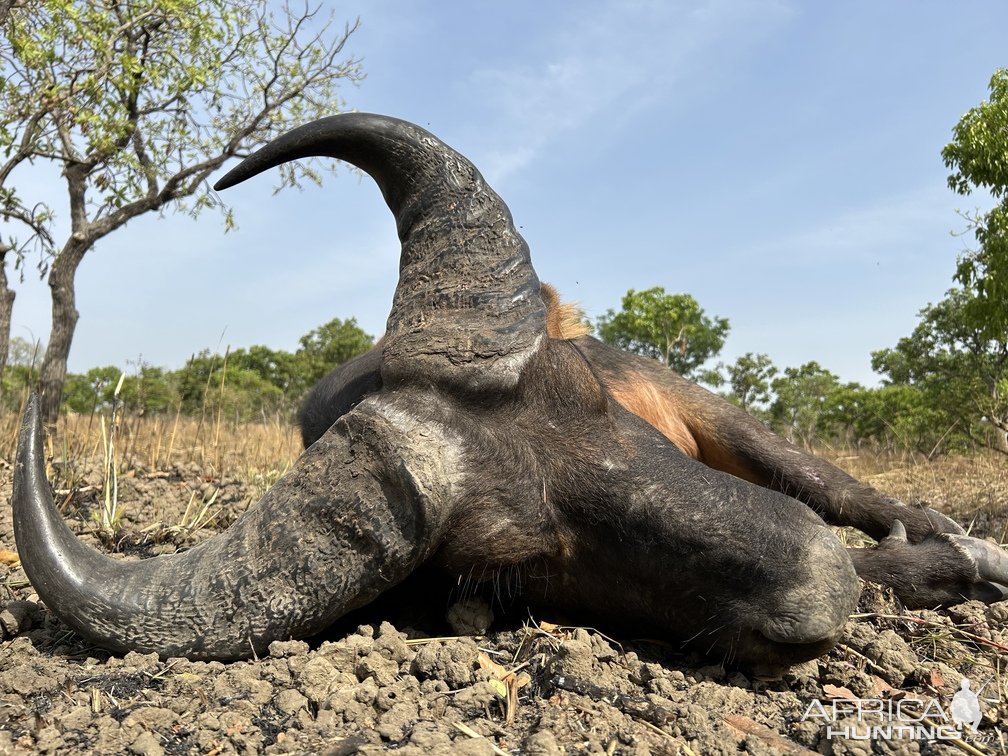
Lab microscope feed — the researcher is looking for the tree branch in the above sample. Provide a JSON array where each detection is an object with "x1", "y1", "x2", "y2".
[
  {"x1": 0, "y1": 110, "x2": 48, "y2": 185},
  {"x1": 1, "y1": 202, "x2": 54, "y2": 247}
]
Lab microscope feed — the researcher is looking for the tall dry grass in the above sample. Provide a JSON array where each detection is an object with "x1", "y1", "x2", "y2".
[
  {"x1": 0, "y1": 390, "x2": 301, "y2": 484},
  {"x1": 823, "y1": 447, "x2": 1008, "y2": 541},
  {"x1": 2, "y1": 392, "x2": 300, "y2": 539}
]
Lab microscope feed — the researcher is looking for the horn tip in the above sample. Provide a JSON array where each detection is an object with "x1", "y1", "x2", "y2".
[
  {"x1": 212, "y1": 173, "x2": 239, "y2": 192},
  {"x1": 888, "y1": 519, "x2": 908, "y2": 542},
  {"x1": 19, "y1": 392, "x2": 41, "y2": 447}
]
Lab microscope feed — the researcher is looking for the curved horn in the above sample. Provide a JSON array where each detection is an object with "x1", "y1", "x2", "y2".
[
  {"x1": 215, "y1": 113, "x2": 546, "y2": 392},
  {"x1": 13, "y1": 394, "x2": 451, "y2": 659}
]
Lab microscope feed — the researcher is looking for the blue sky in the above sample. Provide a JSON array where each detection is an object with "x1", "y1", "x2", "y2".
[{"x1": 8, "y1": 1, "x2": 1008, "y2": 385}]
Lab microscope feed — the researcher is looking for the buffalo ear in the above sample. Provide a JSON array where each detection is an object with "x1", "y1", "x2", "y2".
[{"x1": 215, "y1": 113, "x2": 547, "y2": 393}]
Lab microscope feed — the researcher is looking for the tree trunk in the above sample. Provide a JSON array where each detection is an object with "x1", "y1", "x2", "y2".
[
  {"x1": 995, "y1": 429, "x2": 1008, "y2": 454},
  {"x1": 0, "y1": 250, "x2": 14, "y2": 387},
  {"x1": 39, "y1": 240, "x2": 88, "y2": 424},
  {"x1": 992, "y1": 421, "x2": 1008, "y2": 455}
]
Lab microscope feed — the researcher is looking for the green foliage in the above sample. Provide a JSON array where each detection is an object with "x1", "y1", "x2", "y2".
[
  {"x1": 936, "y1": 68, "x2": 1008, "y2": 451},
  {"x1": 596, "y1": 287, "x2": 729, "y2": 380},
  {"x1": 1, "y1": 336, "x2": 42, "y2": 409},
  {"x1": 62, "y1": 366, "x2": 121, "y2": 414},
  {"x1": 723, "y1": 352, "x2": 777, "y2": 413},
  {"x1": 227, "y1": 345, "x2": 308, "y2": 403},
  {"x1": 63, "y1": 364, "x2": 178, "y2": 415},
  {"x1": 1, "y1": 0, "x2": 364, "y2": 420},
  {"x1": 836, "y1": 68, "x2": 1008, "y2": 455},
  {"x1": 296, "y1": 317, "x2": 374, "y2": 388},
  {"x1": 7, "y1": 336, "x2": 41, "y2": 368},
  {"x1": 724, "y1": 351, "x2": 973, "y2": 453},
  {"x1": 173, "y1": 351, "x2": 285, "y2": 421},
  {"x1": 200, "y1": 366, "x2": 285, "y2": 423},
  {"x1": 57, "y1": 317, "x2": 374, "y2": 422},
  {"x1": 1, "y1": 363, "x2": 36, "y2": 410},
  {"x1": 944, "y1": 69, "x2": 1008, "y2": 198},
  {"x1": 1, "y1": 0, "x2": 364, "y2": 262},
  {"x1": 942, "y1": 68, "x2": 1008, "y2": 348},
  {"x1": 872, "y1": 287, "x2": 1007, "y2": 452},
  {"x1": 769, "y1": 362, "x2": 842, "y2": 448},
  {"x1": 822, "y1": 383, "x2": 957, "y2": 453}
]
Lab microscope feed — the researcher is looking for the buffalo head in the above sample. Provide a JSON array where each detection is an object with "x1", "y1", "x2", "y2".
[{"x1": 15, "y1": 114, "x2": 1005, "y2": 673}]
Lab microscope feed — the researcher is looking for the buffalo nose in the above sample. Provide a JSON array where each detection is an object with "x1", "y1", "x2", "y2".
[{"x1": 759, "y1": 528, "x2": 859, "y2": 646}]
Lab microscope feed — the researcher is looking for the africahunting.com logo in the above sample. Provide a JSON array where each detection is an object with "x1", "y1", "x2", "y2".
[{"x1": 800, "y1": 676, "x2": 998, "y2": 743}]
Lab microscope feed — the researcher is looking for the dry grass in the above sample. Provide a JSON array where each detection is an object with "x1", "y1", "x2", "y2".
[
  {"x1": 0, "y1": 394, "x2": 301, "y2": 486},
  {"x1": 1, "y1": 395, "x2": 300, "y2": 542},
  {"x1": 822, "y1": 448, "x2": 1008, "y2": 540}
]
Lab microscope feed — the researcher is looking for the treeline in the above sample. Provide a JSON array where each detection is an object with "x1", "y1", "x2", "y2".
[
  {"x1": 1, "y1": 317, "x2": 374, "y2": 423},
  {"x1": 722, "y1": 355, "x2": 1002, "y2": 456}
]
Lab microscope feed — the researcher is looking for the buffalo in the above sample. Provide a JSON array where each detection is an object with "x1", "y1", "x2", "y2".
[{"x1": 12, "y1": 113, "x2": 1008, "y2": 673}]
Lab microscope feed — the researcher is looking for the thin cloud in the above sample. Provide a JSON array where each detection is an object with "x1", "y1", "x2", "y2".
[
  {"x1": 471, "y1": 0, "x2": 793, "y2": 182},
  {"x1": 743, "y1": 185, "x2": 962, "y2": 269}
]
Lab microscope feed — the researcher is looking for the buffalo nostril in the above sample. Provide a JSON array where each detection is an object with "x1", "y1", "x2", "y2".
[{"x1": 760, "y1": 613, "x2": 844, "y2": 646}]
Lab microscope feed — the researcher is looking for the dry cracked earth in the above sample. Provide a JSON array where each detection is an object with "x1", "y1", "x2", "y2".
[{"x1": 1, "y1": 453, "x2": 1008, "y2": 755}]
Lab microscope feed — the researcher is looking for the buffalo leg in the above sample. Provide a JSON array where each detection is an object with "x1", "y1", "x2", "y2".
[
  {"x1": 847, "y1": 521, "x2": 1008, "y2": 607},
  {"x1": 575, "y1": 335, "x2": 964, "y2": 542}
]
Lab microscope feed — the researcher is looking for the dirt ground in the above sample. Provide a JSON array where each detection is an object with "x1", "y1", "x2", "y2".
[{"x1": 1, "y1": 450, "x2": 1008, "y2": 755}]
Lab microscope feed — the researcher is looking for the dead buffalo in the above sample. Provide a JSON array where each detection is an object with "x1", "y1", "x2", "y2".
[{"x1": 12, "y1": 113, "x2": 1008, "y2": 673}]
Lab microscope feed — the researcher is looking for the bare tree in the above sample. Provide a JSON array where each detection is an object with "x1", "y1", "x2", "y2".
[{"x1": 1, "y1": 0, "x2": 363, "y2": 421}]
